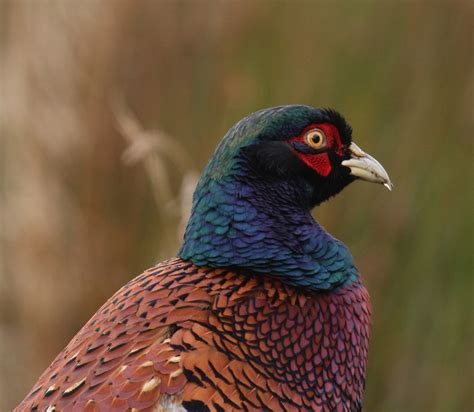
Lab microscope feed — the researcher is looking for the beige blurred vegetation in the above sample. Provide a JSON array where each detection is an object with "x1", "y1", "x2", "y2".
[{"x1": 0, "y1": 0, "x2": 472, "y2": 410}]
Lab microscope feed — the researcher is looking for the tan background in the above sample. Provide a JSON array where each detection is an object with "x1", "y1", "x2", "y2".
[{"x1": 1, "y1": 1, "x2": 472, "y2": 410}]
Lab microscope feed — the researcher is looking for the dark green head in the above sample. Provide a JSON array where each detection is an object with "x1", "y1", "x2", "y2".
[
  {"x1": 180, "y1": 105, "x2": 392, "y2": 289},
  {"x1": 203, "y1": 105, "x2": 353, "y2": 205}
]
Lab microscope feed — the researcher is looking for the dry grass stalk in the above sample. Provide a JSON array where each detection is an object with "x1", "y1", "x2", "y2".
[{"x1": 113, "y1": 97, "x2": 198, "y2": 237}]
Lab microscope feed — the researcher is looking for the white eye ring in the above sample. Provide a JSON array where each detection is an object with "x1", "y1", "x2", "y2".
[{"x1": 305, "y1": 129, "x2": 327, "y2": 149}]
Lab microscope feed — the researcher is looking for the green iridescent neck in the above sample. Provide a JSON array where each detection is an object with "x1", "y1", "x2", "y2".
[{"x1": 179, "y1": 156, "x2": 358, "y2": 290}]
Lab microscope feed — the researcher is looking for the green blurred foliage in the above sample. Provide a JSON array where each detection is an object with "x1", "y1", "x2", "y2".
[{"x1": 1, "y1": 0, "x2": 472, "y2": 410}]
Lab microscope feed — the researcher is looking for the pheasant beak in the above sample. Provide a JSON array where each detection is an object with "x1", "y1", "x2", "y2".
[{"x1": 342, "y1": 142, "x2": 393, "y2": 191}]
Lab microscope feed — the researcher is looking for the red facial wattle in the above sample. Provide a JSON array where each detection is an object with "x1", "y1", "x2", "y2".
[
  {"x1": 297, "y1": 152, "x2": 332, "y2": 176},
  {"x1": 288, "y1": 123, "x2": 344, "y2": 177}
]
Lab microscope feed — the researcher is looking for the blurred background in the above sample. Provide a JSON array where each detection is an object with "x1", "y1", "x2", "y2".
[{"x1": 0, "y1": 0, "x2": 472, "y2": 410}]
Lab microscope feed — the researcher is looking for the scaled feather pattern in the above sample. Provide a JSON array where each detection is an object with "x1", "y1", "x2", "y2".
[
  {"x1": 17, "y1": 259, "x2": 370, "y2": 411},
  {"x1": 17, "y1": 105, "x2": 386, "y2": 411}
]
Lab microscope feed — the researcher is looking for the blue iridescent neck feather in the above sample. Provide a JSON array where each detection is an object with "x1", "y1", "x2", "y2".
[{"x1": 179, "y1": 106, "x2": 359, "y2": 290}]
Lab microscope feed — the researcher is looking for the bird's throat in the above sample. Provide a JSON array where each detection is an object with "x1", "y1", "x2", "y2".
[{"x1": 179, "y1": 162, "x2": 358, "y2": 290}]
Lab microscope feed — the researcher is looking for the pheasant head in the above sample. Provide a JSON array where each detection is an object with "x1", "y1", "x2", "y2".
[{"x1": 180, "y1": 105, "x2": 391, "y2": 289}]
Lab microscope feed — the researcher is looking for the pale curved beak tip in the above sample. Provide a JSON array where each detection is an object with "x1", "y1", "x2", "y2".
[
  {"x1": 342, "y1": 142, "x2": 393, "y2": 192},
  {"x1": 383, "y1": 182, "x2": 393, "y2": 191}
]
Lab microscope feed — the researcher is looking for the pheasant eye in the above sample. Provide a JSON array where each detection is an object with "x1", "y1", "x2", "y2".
[{"x1": 305, "y1": 129, "x2": 326, "y2": 149}]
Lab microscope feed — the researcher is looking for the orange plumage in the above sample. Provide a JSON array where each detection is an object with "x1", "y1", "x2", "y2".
[{"x1": 17, "y1": 259, "x2": 370, "y2": 411}]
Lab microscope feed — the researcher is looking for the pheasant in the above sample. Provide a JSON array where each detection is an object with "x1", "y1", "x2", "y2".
[{"x1": 17, "y1": 105, "x2": 392, "y2": 412}]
